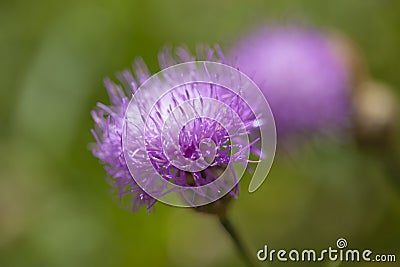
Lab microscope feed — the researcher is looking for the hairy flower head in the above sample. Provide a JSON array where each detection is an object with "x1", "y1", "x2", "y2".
[{"x1": 91, "y1": 46, "x2": 273, "y2": 211}]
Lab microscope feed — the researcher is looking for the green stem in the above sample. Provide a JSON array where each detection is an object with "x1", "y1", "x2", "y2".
[{"x1": 218, "y1": 216, "x2": 257, "y2": 267}]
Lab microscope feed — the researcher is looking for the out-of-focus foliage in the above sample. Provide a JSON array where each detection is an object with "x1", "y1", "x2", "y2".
[{"x1": 0, "y1": 1, "x2": 399, "y2": 267}]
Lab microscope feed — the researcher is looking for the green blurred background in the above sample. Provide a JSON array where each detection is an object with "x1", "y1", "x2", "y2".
[{"x1": 1, "y1": 0, "x2": 399, "y2": 266}]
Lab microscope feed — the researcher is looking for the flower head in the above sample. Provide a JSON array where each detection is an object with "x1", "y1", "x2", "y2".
[
  {"x1": 90, "y1": 75, "x2": 156, "y2": 211},
  {"x1": 231, "y1": 26, "x2": 350, "y2": 139},
  {"x1": 91, "y1": 46, "x2": 263, "y2": 212}
]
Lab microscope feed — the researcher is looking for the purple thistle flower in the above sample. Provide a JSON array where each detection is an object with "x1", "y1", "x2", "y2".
[
  {"x1": 231, "y1": 26, "x2": 350, "y2": 139},
  {"x1": 91, "y1": 46, "x2": 261, "y2": 212},
  {"x1": 91, "y1": 76, "x2": 157, "y2": 211}
]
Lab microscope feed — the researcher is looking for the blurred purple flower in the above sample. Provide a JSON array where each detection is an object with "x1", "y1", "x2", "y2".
[
  {"x1": 90, "y1": 46, "x2": 258, "y2": 212},
  {"x1": 231, "y1": 26, "x2": 350, "y2": 140}
]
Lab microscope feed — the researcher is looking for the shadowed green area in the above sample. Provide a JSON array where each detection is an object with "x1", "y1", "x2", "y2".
[{"x1": 0, "y1": 1, "x2": 399, "y2": 267}]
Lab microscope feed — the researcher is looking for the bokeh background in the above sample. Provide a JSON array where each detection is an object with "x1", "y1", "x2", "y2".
[{"x1": 1, "y1": 0, "x2": 399, "y2": 266}]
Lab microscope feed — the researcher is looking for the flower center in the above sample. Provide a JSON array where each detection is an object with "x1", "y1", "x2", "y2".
[
  {"x1": 182, "y1": 142, "x2": 200, "y2": 160},
  {"x1": 178, "y1": 118, "x2": 227, "y2": 165}
]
